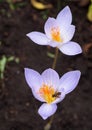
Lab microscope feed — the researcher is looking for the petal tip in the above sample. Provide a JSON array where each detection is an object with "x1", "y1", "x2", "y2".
[
  {"x1": 59, "y1": 42, "x2": 83, "y2": 56},
  {"x1": 75, "y1": 70, "x2": 81, "y2": 78},
  {"x1": 24, "y1": 68, "x2": 30, "y2": 73},
  {"x1": 72, "y1": 70, "x2": 81, "y2": 84},
  {"x1": 64, "y1": 5, "x2": 71, "y2": 13},
  {"x1": 79, "y1": 47, "x2": 83, "y2": 54},
  {"x1": 26, "y1": 33, "x2": 29, "y2": 36},
  {"x1": 76, "y1": 48, "x2": 82, "y2": 55},
  {"x1": 38, "y1": 104, "x2": 57, "y2": 120},
  {"x1": 75, "y1": 69, "x2": 81, "y2": 73},
  {"x1": 65, "y1": 5, "x2": 70, "y2": 9}
]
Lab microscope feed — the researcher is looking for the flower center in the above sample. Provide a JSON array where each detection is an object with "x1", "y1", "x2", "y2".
[
  {"x1": 39, "y1": 84, "x2": 61, "y2": 104},
  {"x1": 51, "y1": 27, "x2": 63, "y2": 42}
]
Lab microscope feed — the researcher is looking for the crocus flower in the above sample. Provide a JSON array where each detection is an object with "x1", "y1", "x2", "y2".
[
  {"x1": 26, "y1": 6, "x2": 82, "y2": 56},
  {"x1": 24, "y1": 68, "x2": 81, "y2": 120}
]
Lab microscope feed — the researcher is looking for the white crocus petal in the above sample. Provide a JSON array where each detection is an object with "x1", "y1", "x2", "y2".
[
  {"x1": 24, "y1": 68, "x2": 42, "y2": 89},
  {"x1": 31, "y1": 88, "x2": 45, "y2": 102},
  {"x1": 60, "y1": 25, "x2": 75, "y2": 44},
  {"x1": 38, "y1": 103, "x2": 57, "y2": 120},
  {"x1": 26, "y1": 32, "x2": 50, "y2": 45},
  {"x1": 24, "y1": 68, "x2": 44, "y2": 102},
  {"x1": 49, "y1": 41, "x2": 58, "y2": 47},
  {"x1": 59, "y1": 71, "x2": 81, "y2": 94},
  {"x1": 41, "y1": 68, "x2": 59, "y2": 90},
  {"x1": 44, "y1": 17, "x2": 58, "y2": 39},
  {"x1": 56, "y1": 6, "x2": 72, "y2": 28},
  {"x1": 59, "y1": 41, "x2": 82, "y2": 55}
]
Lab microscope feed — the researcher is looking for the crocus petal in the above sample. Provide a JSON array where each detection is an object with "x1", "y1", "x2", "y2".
[
  {"x1": 56, "y1": 6, "x2": 72, "y2": 28},
  {"x1": 31, "y1": 88, "x2": 45, "y2": 102},
  {"x1": 44, "y1": 17, "x2": 58, "y2": 39},
  {"x1": 38, "y1": 103, "x2": 57, "y2": 120},
  {"x1": 59, "y1": 41, "x2": 82, "y2": 55},
  {"x1": 24, "y1": 68, "x2": 42, "y2": 89},
  {"x1": 49, "y1": 41, "x2": 58, "y2": 47},
  {"x1": 59, "y1": 70, "x2": 81, "y2": 94},
  {"x1": 24, "y1": 68, "x2": 44, "y2": 102},
  {"x1": 60, "y1": 25, "x2": 75, "y2": 44},
  {"x1": 41, "y1": 68, "x2": 59, "y2": 90},
  {"x1": 26, "y1": 32, "x2": 50, "y2": 45}
]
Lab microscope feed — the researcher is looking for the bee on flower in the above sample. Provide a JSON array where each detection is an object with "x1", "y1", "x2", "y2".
[
  {"x1": 24, "y1": 68, "x2": 81, "y2": 120},
  {"x1": 26, "y1": 6, "x2": 82, "y2": 56}
]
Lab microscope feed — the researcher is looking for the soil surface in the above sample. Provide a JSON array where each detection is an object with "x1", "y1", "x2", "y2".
[{"x1": 0, "y1": 0, "x2": 92, "y2": 130}]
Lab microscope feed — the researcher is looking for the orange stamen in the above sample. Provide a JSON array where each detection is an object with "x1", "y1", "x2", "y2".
[
  {"x1": 39, "y1": 84, "x2": 56, "y2": 103},
  {"x1": 51, "y1": 27, "x2": 63, "y2": 42}
]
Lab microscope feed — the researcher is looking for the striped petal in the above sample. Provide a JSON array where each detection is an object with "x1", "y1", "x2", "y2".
[
  {"x1": 44, "y1": 17, "x2": 58, "y2": 39},
  {"x1": 59, "y1": 41, "x2": 82, "y2": 55},
  {"x1": 38, "y1": 103, "x2": 57, "y2": 120},
  {"x1": 41, "y1": 68, "x2": 59, "y2": 90},
  {"x1": 59, "y1": 70, "x2": 81, "y2": 94},
  {"x1": 27, "y1": 32, "x2": 50, "y2": 45},
  {"x1": 24, "y1": 68, "x2": 44, "y2": 102},
  {"x1": 61, "y1": 25, "x2": 75, "y2": 43},
  {"x1": 56, "y1": 6, "x2": 72, "y2": 28}
]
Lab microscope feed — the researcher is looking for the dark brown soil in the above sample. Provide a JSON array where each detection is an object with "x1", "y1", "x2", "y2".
[{"x1": 0, "y1": 0, "x2": 92, "y2": 130}]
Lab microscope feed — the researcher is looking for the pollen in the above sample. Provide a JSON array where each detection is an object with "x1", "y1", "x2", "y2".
[
  {"x1": 51, "y1": 27, "x2": 63, "y2": 42},
  {"x1": 39, "y1": 84, "x2": 56, "y2": 104}
]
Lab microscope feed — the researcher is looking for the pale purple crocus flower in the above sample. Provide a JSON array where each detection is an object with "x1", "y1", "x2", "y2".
[
  {"x1": 26, "y1": 6, "x2": 82, "y2": 56},
  {"x1": 24, "y1": 68, "x2": 81, "y2": 120}
]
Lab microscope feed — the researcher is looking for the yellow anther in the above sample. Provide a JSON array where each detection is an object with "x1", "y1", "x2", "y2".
[
  {"x1": 39, "y1": 84, "x2": 56, "y2": 104},
  {"x1": 51, "y1": 27, "x2": 63, "y2": 42}
]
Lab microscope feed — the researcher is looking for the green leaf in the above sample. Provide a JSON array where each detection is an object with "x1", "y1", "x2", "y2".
[
  {"x1": 0, "y1": 56, "x2": 7, "y2": 79},
  {"x1": 0, "y1": 56, "x2": 7, "y2": 72},
  {"x1": 15, "y1": 58, "x2": 20, "y2": 63},
  {"x1": 7, "y1": 56, "x2": 14, "y2": 62},
  {"x1": 0, "y1": 55, "x2": 19, "y2": 79},
  {"x1": 47, "y1": 52, "x2": 55, "y2": 58}
]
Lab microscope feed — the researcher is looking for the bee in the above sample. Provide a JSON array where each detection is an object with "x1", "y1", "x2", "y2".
[{"x1": 52, "y1": 92, "x2": 61, "y2": 98}]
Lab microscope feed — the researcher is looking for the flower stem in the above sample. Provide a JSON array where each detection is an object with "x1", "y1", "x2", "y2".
[
  {"x1": 52, "y1": 48, "x2": 59, "y2": 69},
  {"x1": 44, "y1": 115, "x2": 54, "y2": 130},
  {"x1": 44, "y1": 48, "x2": 59, "y2": 130}
]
